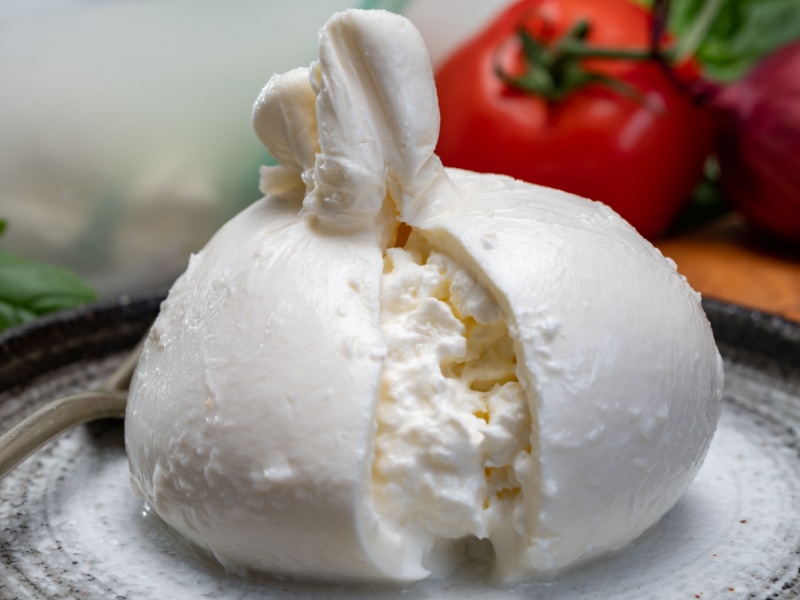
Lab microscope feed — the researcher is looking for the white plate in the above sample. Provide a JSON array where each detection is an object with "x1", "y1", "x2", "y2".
[{"x1": 1, "y1": 297, "x2": 799, "y2": 599}]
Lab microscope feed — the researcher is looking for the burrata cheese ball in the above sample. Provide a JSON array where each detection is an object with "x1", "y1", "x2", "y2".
[{"x1": 125, "y1": 8, "x2": 723, "y2": 583}]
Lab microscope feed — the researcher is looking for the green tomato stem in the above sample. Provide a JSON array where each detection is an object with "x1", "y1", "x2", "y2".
[
  {"x1": 497, "y1": 16, "x2": 662, "y2": 102},
  {"x1": 559, "y1": 41, "x2": 654, "y2": 61}
]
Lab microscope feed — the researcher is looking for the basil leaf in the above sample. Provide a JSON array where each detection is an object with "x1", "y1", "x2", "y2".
[
  {"x1": 668, "y1": 0, "x2": 800, "y2": 81},
  {"x1": 0, "y1": 248, "x2": 97, "y2": 332}
]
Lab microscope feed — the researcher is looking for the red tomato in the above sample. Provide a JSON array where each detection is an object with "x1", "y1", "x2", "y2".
[{"x1": 435, "y1": 0, "x2": 714, "y2": 240}]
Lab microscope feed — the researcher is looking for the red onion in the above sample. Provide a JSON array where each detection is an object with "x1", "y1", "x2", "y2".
[{"x1": 706, "y1": 41, "x2": 800, "y2": 244}]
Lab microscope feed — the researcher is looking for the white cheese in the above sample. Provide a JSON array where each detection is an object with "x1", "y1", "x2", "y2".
[{"x1": 125, "y1": 8, "x2": 723, "y2": 583}]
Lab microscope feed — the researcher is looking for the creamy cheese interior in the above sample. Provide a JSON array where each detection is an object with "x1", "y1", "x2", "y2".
[{"x1": 374, "y1": 230, "x2": 537, "y2": 570}]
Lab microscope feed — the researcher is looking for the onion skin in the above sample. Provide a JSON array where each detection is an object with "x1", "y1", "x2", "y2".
[{"x1": 709, "y1": 41, "x2": 800, "y2": 245}]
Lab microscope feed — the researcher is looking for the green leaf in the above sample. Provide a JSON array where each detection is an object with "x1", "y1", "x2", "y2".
[
  {"x1": 666, "y1": 0, "x2": 800, "y2": 81},
  {"x1": 0, "y1": 248, "x2": 97, "y2": 332}
]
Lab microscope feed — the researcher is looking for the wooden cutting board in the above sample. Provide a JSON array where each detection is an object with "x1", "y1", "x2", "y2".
[{"x1": 657, "y1": 214, "x2": 800, "y2": 323}]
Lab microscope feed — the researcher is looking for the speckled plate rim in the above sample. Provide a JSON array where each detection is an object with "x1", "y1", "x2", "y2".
[
  {"x1": 1, "y1": 293, "x2": 798, "y2": 395},
  {"x1": 0, "y1": 291, "x2": 166, "y2": 393},
  {"x1": 702, "y1": 298, "x2": 800, "y2": 366}
]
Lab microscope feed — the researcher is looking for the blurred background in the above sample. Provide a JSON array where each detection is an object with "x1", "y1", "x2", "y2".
[
  {"x1": 1, "y1": 0, "x2": 798, "y2": 322},
  {"x1": 0, "y1": 0, "x2": 500, "y2": 298},
  {"x1": 1, "y1": 0, "x2": 381, "y2": 296}
]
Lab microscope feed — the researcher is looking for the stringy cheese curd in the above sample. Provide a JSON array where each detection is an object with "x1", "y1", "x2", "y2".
[{"x1": 375, "y1": 231, "x2": 535, "y2": 569}]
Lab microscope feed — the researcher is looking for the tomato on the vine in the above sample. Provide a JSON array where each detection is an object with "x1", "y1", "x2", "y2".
[{"x1": 434, "y1": 0, "x2": 714, "y2": 240}]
